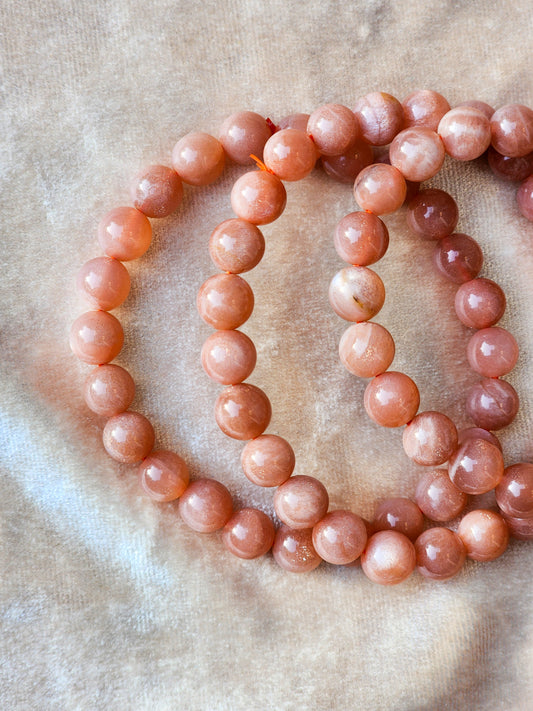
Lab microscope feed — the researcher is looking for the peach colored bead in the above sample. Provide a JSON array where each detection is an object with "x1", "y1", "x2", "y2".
[
  {"x1": 214, "y1": 383, "x2": 271, "y2": 440},
  {"x1": 415, "y1": 528, "x2": 466, "y2": 581},
  {"x1": 221, "y1": 508, "x2": 275, "y2": 559},
  {"x1": 364, "y1": 371, "x2": 420, "y2": 428},
  {"x1": 361, "y1": 531, "x2": 416, "y2": 585},
  {"x1": 454, "y1": 278, "x2": 506, "y2": 329},
  {"x1": 457, "y1": 427, "x2": 502, "y2": 451},
  {"x1": 467, "y1": 326, "x2": 519, "y2": 378},
  {"x1": 502, "y1": 514, "x2": 533, "y2": 541},
  {"x1": 98, "y1": 206, "x2": 152, "y2": 261},
  {"x1": 353, "y1": 163, "x2": 407, "y2": 215},
  {"x1": 433, "y1": 233, "x2": 483, "y2": 284},
  {"x1": 458, "y1": 100, "x2": 494, "y2": 120},
  {"x1": 171, "y1": 132, "x2": 225, "y2": 186},
  {"x1": 372, "y1": 497, "x2": 424, "y2": 541},
  {"x1": 130, "y1": 164, "x2": 183, "y2": 218},
  {"x1": 353, "y1": 92, "x2": 404, "y2": 146},
  {"x1": 402, "y1": 90, "x2": 450, "y2": 131},
  {"x1": 277, "y1": 113, "x2": 310, "y2": 132},
  {"x1": 495, "y1": 463, "x2": 533, "y2": 518},
  {"x1": 490, "y1": 104, "x2": 533, "y2": 157},
  {"x1": 209, "y1": 218, "x2": 265, "y2": 274},
  {"x1": 389, "y1": 127, "x2": 445, "y2": 181},
  {"x1": 415, "y1": 469, "x2": 468, "y2": 522},
  {"x1": 272, "y1": 525, "x2": 322, "y2": 573},
  {"x1": 457, "y1": 509, "x2": 509, "y2": 561},
  {"x1": 306, "y1": 103, "x2": 360, "y2": 156},
  {"x1": 402, "y1": 411, "x2": 458, "y2": 466},
  {"x1": 241, "y1": 434, "x2": 295, "y2": 487},
  {"x1": 201, "y1": 330, "x2": 256, "y2": 385},
  {"x1": 231, "y1": 170, "x2": 287, "y2": 225},
  {"x1": 69, "y1": 310, "x2": 124, "y2": 365},
  {"x1": 178, "y1": 478, "x2": 233, "y2": 533},
  {"x1": 466, "y1": 378, "x2": 519, "y2": 431},
  {"x1": 517, "y1": 175, "x2": 533, "y2": 221},
  {"x1": 219, "y1": 111, "x2": 271, "y2": 165},
  {"x1": 274, "y1": 475, "x2": 329, "y2": 530},
  {"x1": 138, "y1": 450, "x2": 189, "y2": 502},
  {"x1": 339, "y1": 322, "x2": 395, "y2": 378},
  {"x1": 84, "y1": 364, "x2": 135, "y2": 417},
  {"x1": 321, "y1": 140, "x2": 373, "y2": 183},
  {"x1": 334, "y1": 211, "x2": 389, "y2": 266},
  {"x1": 197, "y1": 273, "x2": 254, "y2": 330},
  {"x1": 76, "y1": 257, "x2": 131, "y2": 311},
  {"x1": 448, "y1": 438, "x2": 504, "y2": 495},
  {"x1": 488, "y1": 146, "x2": 533, "y2": 182},
  {"x1": 328, "y1": 266, "x2": 385, "y2": 322},
  {"x1": 263, "y1": 128, "x2": 316, "y2": 181},
  {"x1": 407, "y1": 188, "x2": 458, "y2": 240},
  {"x1": 438, "y1": 106, "x2": 491, "y2": 160},
  {"x1": 312, "y1": 510, "x2": 368, "y2": 565},
  {"x1": 102, "y1": 411, "x2": 155, "y2": 463}
]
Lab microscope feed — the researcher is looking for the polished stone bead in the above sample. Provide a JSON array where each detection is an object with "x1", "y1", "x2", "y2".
[
  {"x1": 329, "y1": 266, "x2": 385, "y2": 322},
  {"x1": 103, "y1": 411, "x2": 155, "y2": 463},
  {"x1": 389, "y1": 127, "x2": 445, "y2": 181},
  {"x1": 307, "y1": 103, "x2": 360, "y2": 156},
  {"x1": 241, "y1": 435, "x2": 295, "y2": 487},
  {"x1": 448, "y1": 438, "x2": 504, "y2": 494},
  {"x1": 130, "y1": 164, "x2": 183, "y2": 217},
  {"x1": 197, "y1": 274, "x2": 254, "y2": 330},
  {"x1": 222, "y1": 508, "x2": 275, "y2": 559},
  {"x1": 466, "y1": 326, "x2": 519, "y2": 378},
  {"x1": 219, "y1": 111, "x2": 271, "y2": 165},
  {"x1": 70, "y1": 310, "x2": 124, "y2": 365},
  {"x1": 209, "y1": 218, "x2": 265, "y2": 274},
  {"x1": 407, "y1": 188, "x2": 458, "y2": 240},
  {"x1": 334, "y1": 211, "x2": 389, "y2": 265},
  {"x1": 466, "y1": 378, "x2": 519, "y2": 431},
  {"x1": 274, "y1": 475, "x2": 329, "y2": 529},
  {"x1": 495, "y1": 463, "x2": 533, "y2": 518},
  {"x1": 490, "y1": 104, "x2": 533, "y2": 157},
  {"x1": 457, "y1": 509, "x2": 509, "y2": 561},
  {"x1": 339, "y1": 322, "x2": 395, "y2": 378},
  {"x1": 178, "y1": 478, "x2": 233, "y2": 533},
  {"x1": 353, "y1": 163, "x2": 407, "y2": 214},
  {"x1": 214, "y1": 384, "x2": 271, "y2": 440},
  {"x1": 84, "y1": 364, "x2": 135, "y2": 417},
  {"x1": 312, "y1": 510, "x2": 367, "y2": 565},
  {"x1": 372, "y1": 497, "x2": 424, "y2": 541},
  {"x1": 272, "y1": 525, "x2": 322, "y2": 573},
  {"x1": 98, "y1": 206, "x2": 152, "y2": 261},
  {"x1": 171, "y1": 132, "x2": 225, "y2": 185},
  {"x1": 230, "y1": 170, "x2": 287, "y2": 224},
  {"x1": 438, "y1": 106, "x2": 491, "y2": 160},
  {"x1": 402, "y1": 90, "x2": 450, "y2": 131},
  {"x1": 353, "y1": 92, "x2": 404, "y2": 146},
  {"x1": 77, "y1": 257, "x2": 131, "y2": 311},
  {"x1": 415, "y1": 469, "x2": 468, "y2": 522},
  {"x1": 364, "y1": 372, "x2": 420, "y2": 428},
  {"x1": 263, "y1": 128, "x2": 316, "y2": 181},
  {"x1": 201, "y1": 330, "x2": 256, "y2": 384},
  {"x1": 454, "y1": 278, "x2": 506, "y2": 329},
  {"x1": 361, "y1": 531, "x2": 416, "y2": 585},
  {"x1": 433, "y1": 233, "x2": 483, "y2": 284},
  {"x1": 415, "y1": 528, "x2": 466, "y2": 580},
  {"x1": 138, "y1": 450, "x2": 189, "y2": 502}
]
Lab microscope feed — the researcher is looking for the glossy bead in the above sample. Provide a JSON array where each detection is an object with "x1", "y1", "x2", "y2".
[
  {"x1": 372, "y1": 497, "x2": 424, "y2": 541},
  {"x1": 102, "y1": 411, "x2": 155, "y2": 463},
  {"x1": 438, "y1": 106, "x2": 491, "y2": 160},
  {"x1": 466, "y1": 378, "x2": 519, "y2": 431},
  {"x1": 274, "y1": 475, "x2": 329, "y2": 529},
  {"x1": 178, "y1": 478, "x2": 233, "y2": 533},
  {"x1": 353, "y1": 163, "x2": 407, "y2": 215},
  {"x1": 231, "y1": 170, "x2": 287, "y2": 225},
  {"x1": 361, "y1": 531, "x2": 416, "y2": 585},
  {"x1": 277, "y1": 113, "x2": 310, "y2": 132},
  {"x1": 263, "y1": 128, "x2": 316, "y2": 181},
  {"x1": 209, "y1": 218, "x2": 265, "y2": 274},
  {"x1": 402, "y1": 90, "x2": 450, "y2": 131},
  {"x1": 222, "y1": 508, "x2": 275, "y2": 559},
  {"x1": 402, "y1": 411, "x2": 458, "y2": 466},
  {"x1": 130, "y1": 164, "x2": 183, "y2": 217},
  {"x1": 490, "y1": 104, "x2": 533, "y2": 157},
  {"x1": 201, "y1": 330, "x2": 256, "y2": 385},
  {"x1": 197, "y1": 273, "x2": 254, "y2": 330},
  {"x1": 458, "y1": 427, "x2": 502, "y2": 451},
  {"x1": 433, "y1": 233, "x2": 483, "y2": 284},
  {"x1": 272, "y1": 525, "x2": 322, "y2": 573},
  {"x1": 214, "y1": 383, "x2": 271, "y2": 440},
  {"x1": 306, "y1": 103, "x2": 360, "y2": 156},
  {"x1": 97, "y1": 206, "x2": 152, "y2": 261},
  {"x1": 454, "y1": 278, "x2": 506, "y2": 329},
  {"x1": 487, "y1": 146, "x2": 533, "y2": 181},
  {"x1": 458, "y1": 100, "x2": 494, "y2": 120},
  {"x1": 364, "y1": 371, "x2": 420, "y2": 428},
  {"x1": 84, "y1": 364, "x2": 135, "y2": 416},
  {"x1": 466, "y1": 326, "x2": 519, "y2": 378},
  {"x1": 76, "y1": 257, "x2": 131, "y2": 311},
  {"x1": 389, "y1": 127, "x2": 445, "y2": 181},
  {"x1": 339, "y1": 322, "x2": 395, "y2": 378},
  {"x1": 415, "y1": 528, "x2": 466, "y2": 580},
  {"x1": 321, "y1": 140, "x2": 373, "y2": 183},
  {"x1": 219, "y1": 111, "x2": 271, "y2": 165},
  {"x1": 69, "y1": 310, "x2": 124, "y2": 364},
  {"x1": 138, "y1": 450, "x2": 189, "y2": 502},
  {"x1": 353, "y1": 92, "x2": 404, "y2": 146},
  {"x1": 503, "y1": 514, "x2": 533, "y2": 541},
  {"x1": 171, "y1": 132, "x2": 225, "y2": 186},
  {"x1": 457, "y1": 509, "x2": 509, "y2": 561},
  {"x1": 329, "y1": 266, "x2": 385, "y2": 322},
  {"x1": 495, "y1": 463, "x2": 533, "y2": 518},
  {"x1": 333, "y1": 211, "x2": 389, "y2": 266},
  {"x1": 517, "y1": 175, "x2": 533, "y2": 221},
  {"x1": 241, "y1": 434, "x2": 295, "y2": 487},
  {"x1": 407, "y1": 188, "x2": 458, "y2": 240},
  {"x1": 415, "y1": 469, "x2": 468, "y2": 522},
  {"x1": 312, "y1": 510, "x2": 368, "y2": 565},
  {"x1": 448, "y1": 438, "x2": 504, "y2": 494}
]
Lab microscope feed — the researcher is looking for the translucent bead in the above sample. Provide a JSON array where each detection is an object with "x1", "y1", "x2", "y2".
[
  {"x1": 306, "y1": 103, "x2": 360, "y2": 156},
  {"x1": 84, "y1": 364, "x2": 135, "y2": 416},
  {"x1": 454, "y1": 277, "x2": 506, "y2": 329},
  {"x1": 433, "y1": 233, "x2": 483, "y2": 284},
  {"x1": 448, "y1": 438, "x2": 504, "y2": 494},
  {"x1": 502, "y1": 514, "x2": 533, "y2": 541},
  {"x1": 230, "y1": 170, "x2": 286, "y2": 224},
  {"x1": 389, "y1": 127, "x2": 445, "y2": 181},
  {"x1": 209, "y1": 218, "x2": 265, "y2": 273},
  {"x1": 353, "y1": 163, "x2": 407, "y2": 214},
  {"x1": 415, "y1": 469, "x2": 468, "y2": 522},
  {"x1": 222, "y1": 508, "x2": 275, "y2": 559},
  {"x1": 312, "y1": 510, "x2": 367, "y2": 565},
  {"x1": 458, "y1": 100, "x2": 494, "y2": 120},
  {"x1": 219, "y1": 111, "x2": 271, "y2": 165},
  {"x1": 457, "y1": 426, "x2": 502, "y2": 451},
  {"x1": 415, "y1": 528, "x2": 466, "y2": 580},
  {"x1": 466, "y1": 378, "x2": 519, "y2": 431},
  {"x1": 69, "y1": 310, "x2": 124, "y2": 364},
  {"x1": 76, "y1": 257, "x2": 131, "y2": 311},
  {"x1": 274, "y1": 475, "x2": 329, "y2": 529},
  {"x1": 272, "y1": 525, "x2": 322, "y2": 573},
  {"x1": 241, "y1": 434, "x2": 295, "y2": 487},
  {"x1": 517, "y1": 176, "x2": 533, "y2": 221},
  {"x1": 495, "y1": 463, "x2": 533, "y2": 518},
  {"x1": 329, "y1": 266, "x2": 385, "y2": 322},
  {"x1": 457, "y1": 509, "x2": 509, "y2": 561},
  {"x1": 490, "y1": 104, "x2": 533, "y2": 157},
  {"x1": 361, "y1": 531, "x2": 416, "y2": 585},
  {"x1": 333, "y1": 211, "x2": 389, "y2": 266},
  {"x1": 339, "y1": 322, "x2": 395, "y2": 378},
  {"x1": 214, "y1": 383, "x2": 271, "y2": 440},
  {"x1": 353, "y1": 92, "x2": 404, "y2": 146},
  {"x1": 402, "y1": 90, "x2": 450, "y2": 131},
  {"x1": 437, "y1": 106, "x2": 491, "y2": 160},
  {"x1": 197, "y1": 273, "x2": 254, "y2": 330},
  {"x1": 407, "y1": 188, "x2": 458, "y2": 240},
  {"x1": 321, "y1": 140, "x2": 373, "y2": 183},
  {"x1": 402, "y1": 411, "x2": 458, "y2": 466},
  {"x1": 487, "y1": 146, "x2": 533, "y2": 181},
  {"x1": 138, "y1": 450, "x2": 189, "y2": 502},
  {"x1": 364, "y1": 371, "x2": 420, "y2": 428},
  {"x1": 263, "y1": 128, "x2": 316, "y2": 181},
  {"x1": 372, "y1": 497, "x2": 424, "y2": 541},
  {"x1": 466, "y1": 326, "x2": 519, "y2": 378},
  {"x1": 178, "y1": 478, "x2": 233, "y2": 533},
  {"x1": 201, "y1": 330, "x2": 256, "y2": 384},
  {"x1": 277, "y1": 113, "x2": 310, "y2": 132},
  {"x1": 171, "y1": 132, "x2": 225, "y2": 186},
  {"x1": 102, "y1": 411, "x2": 155, "y2": 463},
  {"x1": 130, "y1": 165, "x2": 183, "y2": 218},
  {"x1": 98, "y1": 206, "x2": 152, "y2": 261}
]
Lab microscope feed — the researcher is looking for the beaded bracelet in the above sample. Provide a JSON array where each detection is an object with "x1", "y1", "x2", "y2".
[{"x1": 70, "y1": 90, "x2": 533, "y2": 585}]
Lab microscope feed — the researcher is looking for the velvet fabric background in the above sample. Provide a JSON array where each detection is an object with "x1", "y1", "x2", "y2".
[{"x1": 1, "y1": 1, "x2": 532, "y2": 709}]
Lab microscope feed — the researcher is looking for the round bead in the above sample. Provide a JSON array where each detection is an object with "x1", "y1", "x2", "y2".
[
  {"x1": 178, "y1": 478, "x2": 233, "y2": 533},
  {"x1": 490, "y1": 104, "x2": 533, "y2": 157},
  {"x1": 230, "y1": 170, "x2": 287, "y2": 225},
  {"x1": 448, "y1": 438, "x2": 504, "y2": 494},
  {"x1": 171, "y1": 132, "x2": 225, "y2": 186},
  {"x1": 277, "y1": 113, "x2": 310, "y2": 132},
  {"x1": 389, "y1": 127, "x2": 445, "y2": 181},
  {"x1": 241, "y1": 434, "x2": 295, "y2": 487},
  {"x1": 272, "y1": 525, "x2": 322, "y2": 573},
  {"x1": 457, "y1": 509, "x2": 509, "y2": 561},
  {"x1": 458, "y1": 100, "x2": 495, "y2": 120},
  {"x1": 321, "y1": 140, "x2": 373, "y2": 183},
  {"x1": 339, "y1": 322, "x2": 395, "y2": 378},
  {"x1": 361, "y1": 531, "x2": 416, "y2": 585},
  {"x1": 97, "y1": 206, "x2": 152, "y2": 261},
  {"x1": 333, "y1": 212, "x2": 389, "y2": 266},
  {"x1": 353, "y1": 163, "x2": 407, "y2": 214},
  {"x1": 437, "y1": 106, "x2": 491, "y2": 160},
  {"x1": 197, "y1": 273, "x2": 254, "y2": 330},
  {"x1": 487, "y1": 146, "x2": 533, "y2": 181},
  {"x1": 457, "y1": 427, "x2": 502, "y2": 451},
  {"x1": 84, "y1": 364, "x2": 135, "y2": 416},
  {"x1": 402, "y1": 90, "x2": 450, "y2": 131},
  {"x1": 353, "y1": 92, "x2": 404, "y2": 146},
  {"x1": 209, "y1": 218, "x2": 265, "y2": 274},
  {"x1": 466, "y1": 326, "x2": 519, "y2": 378},
  {"x1": 407, "y1": 188, "x2": 458, "y2": 240},
  {"x1": 328, "y1": 266, "x2": 385, "y2": 322},
  {"x1": 454, "y1": 277, "x2": 506, "y2": 329},
  {"x1": 364, "y1": 371, "x2": 420, "y2": 428},
  {"x1": 69, "y1": 310, "x2": 124, "y2": 364},
  {"x1": 517, "y1": 175, "x2": 533, "y2": 221},
  {"x1": 306, "y1": 103, "x2": 360, "y2": 156},
  {"x1": 214, "y1": 383, "x2": 271, "y2": 440},
  {"x1": 263, "y1": 128, "x2": 316, "y2": 181},
  {"x1": 138, "y1": 450, "x2": 189, "y2": 502},
  {"x1": 76, "y1": 257, "x2": 131, "y2": 311},
  {"x1": 402, "y1": 411, "x2": 458, "y2": 466},
  {"x1": 274, "y1": 475, "x2": 329, "y2": 530},
  {"x1": 372, "y1": 497, "x2": 424, "y2": 541},
  {"x1": 495, "y1": 463, "x2": 533, "y2": 518},
  {"x1": 312, "y1": 510, "x2": 368, "y2": 565},
  {"x1": 130, "y1": 164, "x2": 183, "y2": 217},
  {"x1": 219, "y1": 111, "x2": 271, "y2": 165},
  {"x1": 415, "y1": 469, "x2": 468, "y2": 522},
  {"x1": 503, "y1": 514, "x2": 533, "y2": 541},
  {"x1": 201, "y1": 330, "x2": 256, "y2": 385},
  {"x1": 102, "y1": 411, "x2": 155, "y2": 463},
  {"x1": 415, "y1": 528, "x2": 466, "y2": 581},
  {"x1": 222, "y1": 508, "x2": 275, "y2": 559},
  {"x1": 433, "y1": 233, "x2": 483, "y2": 284},
  {"x1": 466, "y1": 378, "x2": 519, "y2": 431}
]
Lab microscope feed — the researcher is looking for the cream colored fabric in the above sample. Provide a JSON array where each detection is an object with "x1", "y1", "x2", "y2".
[{"x1": 2, "y1": 1, "x2": 533, "y2": 709}]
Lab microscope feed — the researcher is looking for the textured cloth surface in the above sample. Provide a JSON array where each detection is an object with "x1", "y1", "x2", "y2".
[{"x1": 1, "y1": 1, "x2": 533, "y2": 709}]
